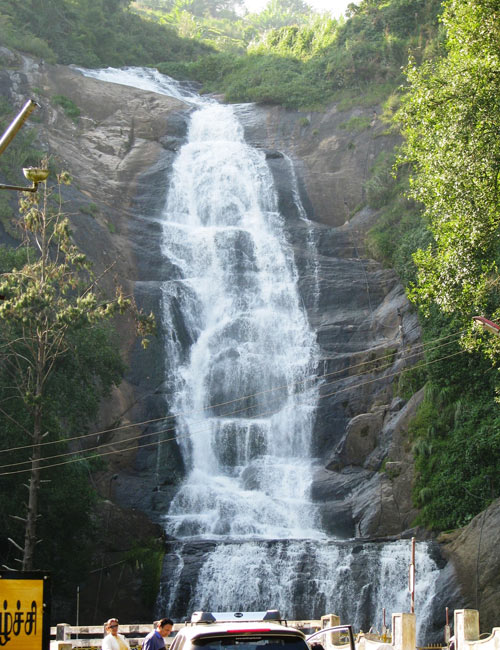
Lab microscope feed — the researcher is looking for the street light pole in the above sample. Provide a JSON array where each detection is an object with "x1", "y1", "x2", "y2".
[
  {"x1": 0, "y1": 98, "x2": 50, "y2": 192},
  {"x1": 0, "y1": 99, "x2": 39, "y2": 156},
  {"x1": 473, "y1": 315, "x2": 500, "y2": 336}
]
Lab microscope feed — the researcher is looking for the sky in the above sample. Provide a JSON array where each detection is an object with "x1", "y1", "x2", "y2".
[{"x1": 243, "y1": 0, "x2": 354, "y2": 18}]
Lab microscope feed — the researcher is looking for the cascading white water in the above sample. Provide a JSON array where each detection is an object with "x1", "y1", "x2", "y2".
[
  {"x1": 79, "y1": 66, "x2": 444, "y2": 641},
  {"x1": 159, "y1": 101, "x2": 321, "y2": 542},
  {"x1": 189, "y1": 539, "x2": 440, "y2": 631}
]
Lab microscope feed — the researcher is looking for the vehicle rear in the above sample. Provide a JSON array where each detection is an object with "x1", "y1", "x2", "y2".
[{"x1": 170, "y1": 611, "x2": 310, "y2": 650}]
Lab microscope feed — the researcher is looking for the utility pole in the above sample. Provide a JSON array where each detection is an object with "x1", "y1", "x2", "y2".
[{"x1": 409, "y1": 537, "x2": 416, "y2": 614}]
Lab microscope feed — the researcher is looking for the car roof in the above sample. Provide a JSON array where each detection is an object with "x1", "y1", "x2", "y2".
[{"x1": 175, "y1": 611, "x2": 306, "y2": 640}]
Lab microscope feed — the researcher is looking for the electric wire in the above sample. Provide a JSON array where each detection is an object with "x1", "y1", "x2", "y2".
[
  {"x1": 0, "y1": 326, "x2": 464, "y2": 456},
  {"x1": 0, "y1": 326, "x2": 466, "y2": 457},
  {"x1": 0, "y1": 330, "x2": 465, "y2": 469},
  {"x1": 0, "y1": 346, "x2": 469, "y2": 477},
  {"x1": 0, "y1": 330, "x2": 466, "y2": 470}
]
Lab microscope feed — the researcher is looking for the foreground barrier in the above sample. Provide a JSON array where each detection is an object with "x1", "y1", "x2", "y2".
[
  {"x1": 316, "y1": 613, "x2": 413, "y2": 650},
  {"x1": 52, "y1": 610, "x2": 500, "y2": 650},
  {"x1": 452, "y1": 610, "x2": 500, "y2": 650},
  {"x1": 49, "y1": 615, "x2": 408, "y2": 650},
  {"x1": 50, "y1": 620, "x2": 322, "y2": 650},
  {"x1": 49, "y1": 614, "x2": 412, "y2": 650}
]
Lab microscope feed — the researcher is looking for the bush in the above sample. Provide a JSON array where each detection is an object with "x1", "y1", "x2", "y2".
[{"x1": 52, "y1": 95, "x2": 81, "y2": 122}]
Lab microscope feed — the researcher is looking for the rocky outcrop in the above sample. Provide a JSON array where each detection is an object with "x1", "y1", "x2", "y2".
[
  {"x1": 439, "y1": 498, "x2": 500, "y2": 633},
  {"x1": 237, "y1": 102, "x2": 400, "y2": 227}
]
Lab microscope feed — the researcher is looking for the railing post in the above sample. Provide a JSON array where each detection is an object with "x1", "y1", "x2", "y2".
[
  {"x1": 454, "y1": 610, "x2": 480, "y2": 650},
  {"x1": 320, "y1": 615, "x2": 341, "y2": 649},
  {"x1": 56, "y1": 624, "x2": 71, "y2": 641},
  {"x1": 444, "y1": 607, "x2": 451, "y2": 647},
  {"x1": 392, "y1": 613, "x2": 416, "y2": 650}
]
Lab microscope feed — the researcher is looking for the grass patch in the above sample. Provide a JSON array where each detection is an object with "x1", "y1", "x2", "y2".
[
  {"x1": 52, "y1": 95, "x2": 81, "y2": 122},
  {"x1": 338, "y1": 115, "x2": 371, "y2": 132}
]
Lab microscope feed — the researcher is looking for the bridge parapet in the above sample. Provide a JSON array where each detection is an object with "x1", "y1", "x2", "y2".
[
  {"x1": 303, "y1": 612, "x2": 413, "y2": 650},
  {"x1": 454, "y1": 610, "x2": 500, "y2": 650},
  {"x1": 50, "y1": 612, "x2": 419, "y2": 650}
]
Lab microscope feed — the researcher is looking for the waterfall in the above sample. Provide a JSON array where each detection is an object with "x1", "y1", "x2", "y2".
[
  {"x1": 159, "y1": 100, "x2": 321, "y2": 543},
  {"x1": 78, "y1": 66, "x2": 445, "y2": 642}
]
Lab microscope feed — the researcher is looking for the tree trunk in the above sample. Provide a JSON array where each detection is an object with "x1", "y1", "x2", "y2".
[{"x1": 22, "y1": 404, "x2": 42, "y2": 571}]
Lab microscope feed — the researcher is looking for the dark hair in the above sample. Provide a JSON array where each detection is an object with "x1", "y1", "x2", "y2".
[{"x1": 157, "y1": 619, "x2": 173, "y2": 628}]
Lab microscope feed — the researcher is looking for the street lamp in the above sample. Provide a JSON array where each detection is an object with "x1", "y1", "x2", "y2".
[
  {"x1": 472, "y1": 315, "x2": 500, "y2": 336},
  {"x1": 0, "y1": 99, "x2": 49, "y2": 192}
]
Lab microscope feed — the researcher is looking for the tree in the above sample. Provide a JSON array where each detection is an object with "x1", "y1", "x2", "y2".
[
  {"x1": 0, "y1": 166, "x2": 154, "y2": 570},
  {"x1": 247, "y1": 0, "x2": 311, "y2": 30},
  {"x1": 396, "y1": 0, "x2": 500, "y2": 360}
]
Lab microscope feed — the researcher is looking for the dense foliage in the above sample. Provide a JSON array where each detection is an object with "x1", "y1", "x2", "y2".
[
  {"x1": 364, "y1": 0, "x2": 500, "y2": 530},
  {"x1": 0, "y1": 240, "x2": 124, "y2": 588},
  {"x1": 156, "y1": 0, "x2": 443, "y2": 108},
  {"x1": 0, "y1": 322, "x2": 121, "y2": 588},
  {"x1": 0, "y1": 163, "x2": 153, "y2": 587},
  {"x1": 397, "y1": 0, "x2": 500, "y2": 332},
  {"x1": 0, "y1": 0, "x2": 211, "y2": 66},
  {"x1": 398, "y1": 309, "x2": 500, "y2": 530}
]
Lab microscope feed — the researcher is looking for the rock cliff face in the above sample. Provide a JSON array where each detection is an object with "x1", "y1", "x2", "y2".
[
  {"x1": 438, "y1": 498, "x2": 500, "y2": 632},
  {"x1": 0, "y1": 50, "x2": 491, "y2": 629}
]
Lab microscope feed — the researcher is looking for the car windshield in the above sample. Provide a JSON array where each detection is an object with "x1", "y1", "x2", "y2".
[{"x1": 193, "y1": 635, "x2": 309, "y2": 650}]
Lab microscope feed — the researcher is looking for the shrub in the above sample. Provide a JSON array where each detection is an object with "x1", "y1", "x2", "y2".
[{"x1": 52, "y1": 95, "x2": 81, "y2": 122}]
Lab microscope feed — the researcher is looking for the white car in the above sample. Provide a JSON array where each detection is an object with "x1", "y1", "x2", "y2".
[{"x1": 169, "y1": 611, "x2": 311, "y2": 650}]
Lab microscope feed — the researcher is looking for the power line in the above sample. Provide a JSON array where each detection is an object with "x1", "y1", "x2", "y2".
[
  {"x1": 0, "y1": 330, "x2": 464, "y2": 469},
  {"x1": 0, "y1": 326, "x2": 466, "y2": 457},
  {"x1": 0, "y1": 346, "x2": 469, "y2": 477}
]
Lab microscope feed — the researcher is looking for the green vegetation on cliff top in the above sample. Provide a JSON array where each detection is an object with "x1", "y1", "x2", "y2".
[{"x1": 0, "y1": 0, "x2": 443, "y2": 109}]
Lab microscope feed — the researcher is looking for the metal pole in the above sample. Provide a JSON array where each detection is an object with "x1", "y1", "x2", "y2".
[
  {"x1": 444, "y1": 607, "x2": 451, "y2": 646},
  {"x1": 0, "y1": 181, "x2": 38, "y2": 192},
  {"x1": 381, "y1": 608, "x2": 388, "y2": 642},
  {"x1": 0, "y1": 99, "x2": 39, "y2": 156},
  {"x1": 76, "y1": 585, "x2": 80, "y2": 638},
  {"x1": 409, "y1": 537, "x2": 416, "y2": 614}
]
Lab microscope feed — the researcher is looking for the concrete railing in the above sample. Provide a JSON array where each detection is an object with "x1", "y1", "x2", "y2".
[
  {"x1": 50, "y1": 620, "x2": 323, "y2": 650},
  {"x1": 453, "y1": 610, "x2": 500, "y2": 650},
  {"x1": 52, "y1": 610, "x2": 500, "y2": 650},
  {"x1": 293, "y1": 612, "x2": 413, "y2": 650},
  {"x1": 50, "y1": 624, "x2": 183, "y2": 650},
  {"x1": 50, "y1": 610, "x2": 418, "y2": 650}
]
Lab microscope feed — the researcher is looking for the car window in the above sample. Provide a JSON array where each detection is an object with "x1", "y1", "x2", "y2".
[{"x1": 193, "y1": 635, "x2": 309, "y2": 650}]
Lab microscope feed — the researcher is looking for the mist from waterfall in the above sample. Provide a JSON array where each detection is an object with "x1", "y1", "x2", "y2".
[{"x1": 79, "y1": 66, "x2": 443, "y2": 641}]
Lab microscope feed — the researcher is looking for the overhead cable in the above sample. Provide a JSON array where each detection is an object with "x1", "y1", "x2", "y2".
[
  {"x1": 0, "y1": 346, "x2": 469, "y2": 477},
  {"x1": 0, "y1": 327, "x2": 466, "y2": 456}
]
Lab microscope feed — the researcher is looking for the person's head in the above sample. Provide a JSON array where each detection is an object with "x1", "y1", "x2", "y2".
[
  {"x1": 156, "y1": 619, "x2": 173, "y2": 638},
  {"x1": 105, "y1": 619, "x2": 120, "y2": 637}
]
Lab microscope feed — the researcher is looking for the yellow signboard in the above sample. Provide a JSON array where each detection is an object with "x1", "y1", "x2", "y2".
[{"x1": 0, "y1": 573, "x2": 50, "y2": 650}]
